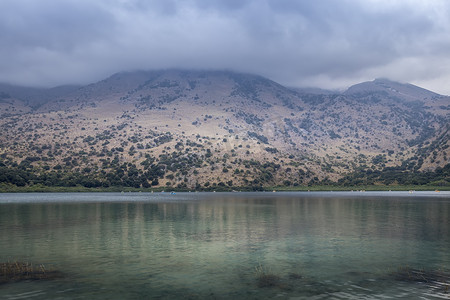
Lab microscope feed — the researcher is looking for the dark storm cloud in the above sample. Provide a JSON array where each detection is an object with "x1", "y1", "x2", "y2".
[{"x1": 1, "y1": 0, "x2": 449, "y2": 94}]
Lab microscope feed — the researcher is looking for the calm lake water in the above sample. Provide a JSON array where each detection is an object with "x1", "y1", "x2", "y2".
[{"x1": 0, "y1": 191, "x2": 449, "y2": 299}]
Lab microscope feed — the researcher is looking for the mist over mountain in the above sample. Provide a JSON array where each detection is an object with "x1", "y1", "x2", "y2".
[{"x1": 0, "y1": 70, "x2": 448, "y2": 189}]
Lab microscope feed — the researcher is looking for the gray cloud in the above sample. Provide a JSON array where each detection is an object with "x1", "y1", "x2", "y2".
[{"x1": 1, "y1": 0, "x2": 450, "y2": 94}]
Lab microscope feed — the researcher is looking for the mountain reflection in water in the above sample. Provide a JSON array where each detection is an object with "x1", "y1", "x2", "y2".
[{"x1": 1, "y1": 192, "x2": 449, "y2": 299}]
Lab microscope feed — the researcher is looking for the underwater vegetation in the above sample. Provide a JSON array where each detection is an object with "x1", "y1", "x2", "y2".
[
  {"x1": 0, "y1": 261, "x2": 63, "y2": 284},
  {"x1": 253, "y1": 264, "x2": 450, "y2": 298},
  {"x1": 390, "y1": 266, "x2": 450, "y2": 293},
  {"x1": 254, "y1": 264, "x2": 281, "y2": 288},
  {"x1": 391, "y1": 266, "x2": 449, "y2": 283}
]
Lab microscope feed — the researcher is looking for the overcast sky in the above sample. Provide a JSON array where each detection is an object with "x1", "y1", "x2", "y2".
[{"x1": 1, "y1": 0, "x2": 450, "y2": 94}]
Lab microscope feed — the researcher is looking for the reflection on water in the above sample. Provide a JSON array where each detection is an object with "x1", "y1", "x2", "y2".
[{"x1": 0, "y1": 192, "x2": 449, "y2": 299}]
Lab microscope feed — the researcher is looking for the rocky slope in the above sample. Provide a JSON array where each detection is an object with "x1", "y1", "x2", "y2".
[{"x1": 0, "y1": 70, "x2": 448, "y2": 189}]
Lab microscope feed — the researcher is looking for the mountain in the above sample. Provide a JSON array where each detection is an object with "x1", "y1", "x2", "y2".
[
  {"x1": 344, "y1": 78, "x2": 441, "y2": 102},
  {"x1": 0, "y1": 70, "x2": 449, "y2": 189}
]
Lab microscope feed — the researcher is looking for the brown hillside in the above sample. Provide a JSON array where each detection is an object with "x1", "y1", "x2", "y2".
[{"x1": 0, "y1": 70, "x2": 448, "y2": 188}]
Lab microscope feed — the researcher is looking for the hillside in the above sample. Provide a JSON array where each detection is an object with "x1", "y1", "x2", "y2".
[{"x1": 0, "y1": 70, "x2": 449, "y2": 190}]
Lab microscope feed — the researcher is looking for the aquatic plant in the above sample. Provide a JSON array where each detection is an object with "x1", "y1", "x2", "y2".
[
  {"x1": 254, "y1": 263, "x2": 280, "y2": 288},
  {"x1": 390, "y1": 266, "x2": 450, "y2": 294},
  {"x1": 288, "y1": 272, "x2": 303, "y2": 280},
  {"x1": 0, "y1": 261, "x2": 63, "y2": 284},
  {"x1": 391, "y1": 266, "x2": 449, "y2": 284}
]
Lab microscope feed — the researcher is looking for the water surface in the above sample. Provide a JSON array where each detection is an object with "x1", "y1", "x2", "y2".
[{"x1": 0, "y1": 191, "x2": 449, "y2": 299}]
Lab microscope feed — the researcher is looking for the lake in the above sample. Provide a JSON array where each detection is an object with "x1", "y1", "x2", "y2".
[{"x1": 0, "y1": 191, "x2": 449, "y2": 299}]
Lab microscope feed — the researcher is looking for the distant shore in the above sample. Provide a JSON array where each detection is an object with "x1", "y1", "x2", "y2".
[{"x1": 0, "y1": 183, "x2": 448, "y2": 193}]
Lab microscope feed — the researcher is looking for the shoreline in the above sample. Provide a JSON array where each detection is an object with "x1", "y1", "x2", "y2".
[{"x1": 0, "y1": 184, "x2": 448, "y2": 193}]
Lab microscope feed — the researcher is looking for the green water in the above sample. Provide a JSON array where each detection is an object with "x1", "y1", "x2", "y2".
[{"x1": 0, "y1": 192, "x2": 449, "y2": 299}]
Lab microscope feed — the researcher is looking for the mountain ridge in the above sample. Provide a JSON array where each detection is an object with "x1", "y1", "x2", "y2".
[
  {"x1": 344, "y1": 78, "x2": 441, "y2": 103},
  {"x1": 1, "y1": 71, "x2": 444, "y2": 105}
]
